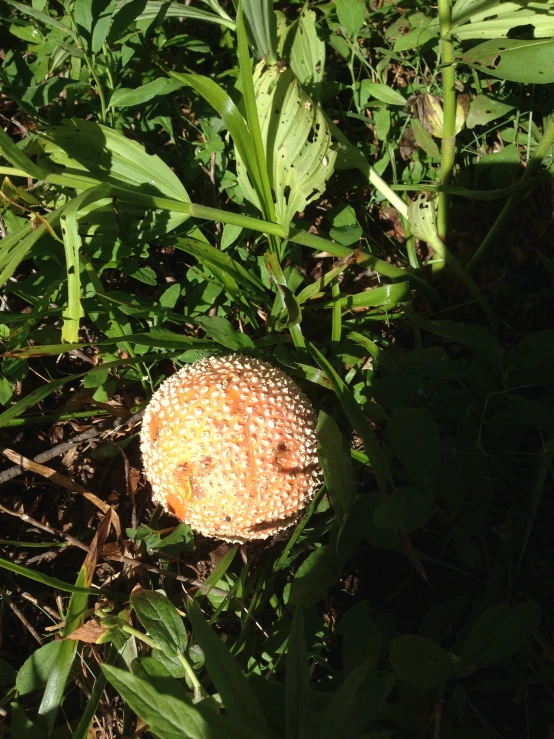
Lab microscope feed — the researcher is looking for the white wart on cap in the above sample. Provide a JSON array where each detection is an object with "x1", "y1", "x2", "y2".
[{"x1": 140, "y1": 355, "x2": 320, "y2": 543}]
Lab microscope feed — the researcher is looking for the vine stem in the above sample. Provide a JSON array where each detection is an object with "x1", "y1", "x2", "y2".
[
  {"x1": 467, "y1": 116, "x2": 554, "y2": 274},
  {"x1": 437, "y1": 0, "x2": 456, "y2": 245}
]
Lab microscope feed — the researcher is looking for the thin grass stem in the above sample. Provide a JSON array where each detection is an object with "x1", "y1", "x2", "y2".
[{"x1": 437, "y1": 0, "x2": 456, "y2": 244}]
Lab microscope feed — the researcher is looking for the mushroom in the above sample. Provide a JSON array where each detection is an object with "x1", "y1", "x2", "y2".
[{"x1": 140, "y1": 354, "x2": 321, "y2": 543}]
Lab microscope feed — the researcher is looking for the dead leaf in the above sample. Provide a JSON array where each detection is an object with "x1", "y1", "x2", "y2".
[{"x1": 63, "y1": 619, "x2": 108, "y2": 644}]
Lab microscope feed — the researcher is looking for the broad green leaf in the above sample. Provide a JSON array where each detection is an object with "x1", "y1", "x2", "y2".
[
  {"x1": 317, "y1": 662, "x2": 369, "y2": 739},
  {"x1": 466, "y1": 94, "x2": 514, "y2": 129},
  {"x1": 235, "y1": 61, "x2": 336, "y2": 233},
  {"x1": 243, "y1": 0, "x2": 277, "y2": 61},
  {"x1": 102, "y1": 665, "x2": 212, "y2": 739},
  {"x1": 113, "y1": 0, "x2": 236, "y2": 30},
  {"x1": 289, "y1": 545, "x2": 344, "y2": 606},
  {"x1": 390, "y1": 635, "x2": 453, "y2": 688},
  {"x1": 337, "y1": 601, "x2": 381, "y2": 678},
  {"x1": 187, "y1": 599, "x2": 268, "y2": 733},
  {"x1": 373, "y1": 487, "x2": 433, "y2": 533},
  {"x1": 411, "y1": 119, "x2": 440, "y2": 158},
  {"x1": 0, "y1": 125, "x2": 47, "y2": 179},
  {"x1": 74, "y1": 0, "x2": 116, "y2": 52},
  {"x1": 109, "y1": 77, "x2": 184, "y2": 109},
  {"x1": 317, "y1": 411, "x2": 355, "y2": 526},
  {"x1": 9, "y1": 704, "x2": 47, "y2": 739},
  {"x1": 195, "y1": 315, "x2": 255, "y2": 351},
  {"x1": 359, "y1": 81, "x2": 406, "y2": 107},
  {"x1": 453, "y1": 2, "x2": 554, "y2": 40},
  {"x1": 288, "y1": 8, "x2": 325, "y2": 100},
  {"x1": 462, "y1": 38, "x2": 554, "y2": 84},
  {"x1": 387, "y1": 407, "x2": 440, "y2": 495},
  {"x1": 131, "y1": 590, "x2": 188, "y2": 658},
  {"x1": 413, "y1": 317, "x2": 504, "y2": 371},
  {"x1": 506, "y1": 330, "x2": 554, "y2": 372},
  {"x1": 460, "y1": 601, "x2": 541, "y2": 669},
  {"x1": 335, "y1": 0, "x2": 366, "y2": 38},
  {"x1": 39, "y1": 118, "x2": 190, "y2": 201},
  {"x1": 6, "y1": 1, "x2": 77, "y2": 39},
  {"x1": 392, "y1": 14, "x2": 438, "y2": 52},
  {"x1": 285, "y1": 608, "x2": 313, "y2": 739},
  {"x1": 16, "y1": 641, "x2": 62, "y2": 696}
]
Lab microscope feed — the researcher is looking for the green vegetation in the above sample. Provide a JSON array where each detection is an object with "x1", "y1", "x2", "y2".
[{"x1": 0, "y1": 0, "x2": 553, "y2": 737}]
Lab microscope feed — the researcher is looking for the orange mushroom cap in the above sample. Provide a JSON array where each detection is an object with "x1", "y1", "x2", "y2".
[{"x1": 140, "y1": 354, "x2": 321, "y2": 543}]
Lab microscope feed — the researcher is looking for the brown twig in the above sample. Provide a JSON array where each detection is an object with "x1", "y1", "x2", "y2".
[
  {"x1": 0, "y1": 410, "x2": 144, "y2": 486},
  {"x1": 1, "y1": 448, "x2": 113, "y2": 515},
  {"x1": 2, "y1": 589, "x2": 43, "y2": 645}
]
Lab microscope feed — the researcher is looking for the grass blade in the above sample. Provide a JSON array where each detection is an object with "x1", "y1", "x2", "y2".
[
  {"x1": 308, "y1": 342, "x2": 393, "y2": 495},
  {"x1": 187, "y1": 598, "x2": 268, "y2": 733},
  {"x1": 285, "y1": 608, "x2": 313, "y2": 739}
]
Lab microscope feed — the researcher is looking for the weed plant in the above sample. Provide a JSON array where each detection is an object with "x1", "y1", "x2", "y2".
[{"x1": 0, "y1": 1, "x2": 553, "y2": 738}]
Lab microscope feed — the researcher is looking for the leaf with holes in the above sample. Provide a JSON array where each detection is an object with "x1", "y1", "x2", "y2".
[
  {"x1": 236, "y1": 61, "x2": 336, "y2": 234},
  {"x1": 462, "y1": 38, "x2": 554, "y2": 84}
]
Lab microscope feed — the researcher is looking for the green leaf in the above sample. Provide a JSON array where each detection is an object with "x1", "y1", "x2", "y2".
[
  {"x1": 453, "y1": 2, "x2": 554, "y2": 40},
  {"x1": 102, "y1": 664, "x2": 212, "y2": 739},
  {"x1": 169, "y1": 70, "x2": 266, "y2": 209},
  {"x1": 387, "y1": 407, "x2": 440, "y2": 495},
  {"x1": 0, "y1": 556, "x2": 119, "y2": 596},
  {"x1": 6, "y1": 1, "x2": 77, "y2": 40},
  {"x1": 308, "y1": 343, "x2": 393, "y2": 496},
  {"x1": 243, "y1": 0, "x2": 277, "y2": 62},
  {"x1": 413, "y1": 317, "x2": 504, "y2": 372},
  {"x1": 288, "y1": 8, "x2": 325, "y2": 100},
  {"x1": 74, "y1": 0, "x2": 117, "y2": 52},
  {"x1": 285, "y1": 608, "x2": 313, "y2": 739},
  {"x1": 40, "y1": 118, "x2": 190, "y2": 202},
  {"x1": 337, "y1": 601, "x2": 381, "y2": 678},
  {"x1": 173, "y1": 236, "x2": 266, "y2": 299},
  {"x1": 466, "y1": 94, "x2": 514, "y2": 129},
  {"x1": 9, "y1": 704, "x2": 47, "y2": 739},
  {"x1": 113, "y1": 0, "x2": 236, "y2": 31},
  {"x1": 235, "y1": 62, "x2": 336, "y2": 233},
  {"x1": 187, "y1": 599, "x2": 268, "y2": 733},
  {"x1": 60, "y1": 184, "x2": 111, "y2": 342},
  {"x1": 109, "y1": 77, "x2": 184, "y2": 109},
  {"x1": 461, "y1": 38, "x2": 554, "y2": 84},
  {"x1": 506, "y1": 330, "x2": 554, "y2": 372},
  {"x1": 317, "y1": 662, "x2": 369, "y2": 739},
  {"x1": 317, "y1": 411, "x2": 355, "y2": 526},
  {"x1": 16, "y1": 641, "x2": 62, "y2": 696},
  {"x1": 195, "y1": 315, "x2": 255, "y2": 351},
  {"x1": 131, "y1": 590, "x2": 188, "y2": 658},
  {"x1": 411, "y1": 119, "x2": 440, "y2": 158},
  {"x1": 460, "y1": 601, "x2": 541, "y2": 670},
  {"x1": 373, "y1": 487, "x2": 433, "y2": 534},
  {"x1": 289, "y1": 545, "x2": 344, "y2": 606},
  {"x1": 0, "y1": 125, "x2": 47, "y2": 179},
  {"x1": 390, "y1": 635, "x2": 453, "y2": 688},
  {"x1": 359, "y1": 81, "x2": 406, "y2": 107},
  {"x1": 335, "y1": 281, "x2": 410, "y2": 310},
  {"x1": 335, "y1": 0, "x2": 366, "y2": 38}
]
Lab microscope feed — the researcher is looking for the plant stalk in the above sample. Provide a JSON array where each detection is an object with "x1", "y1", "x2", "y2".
[{"x1": 437, "y1": 0, "x2": 456, "y2": 244}]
